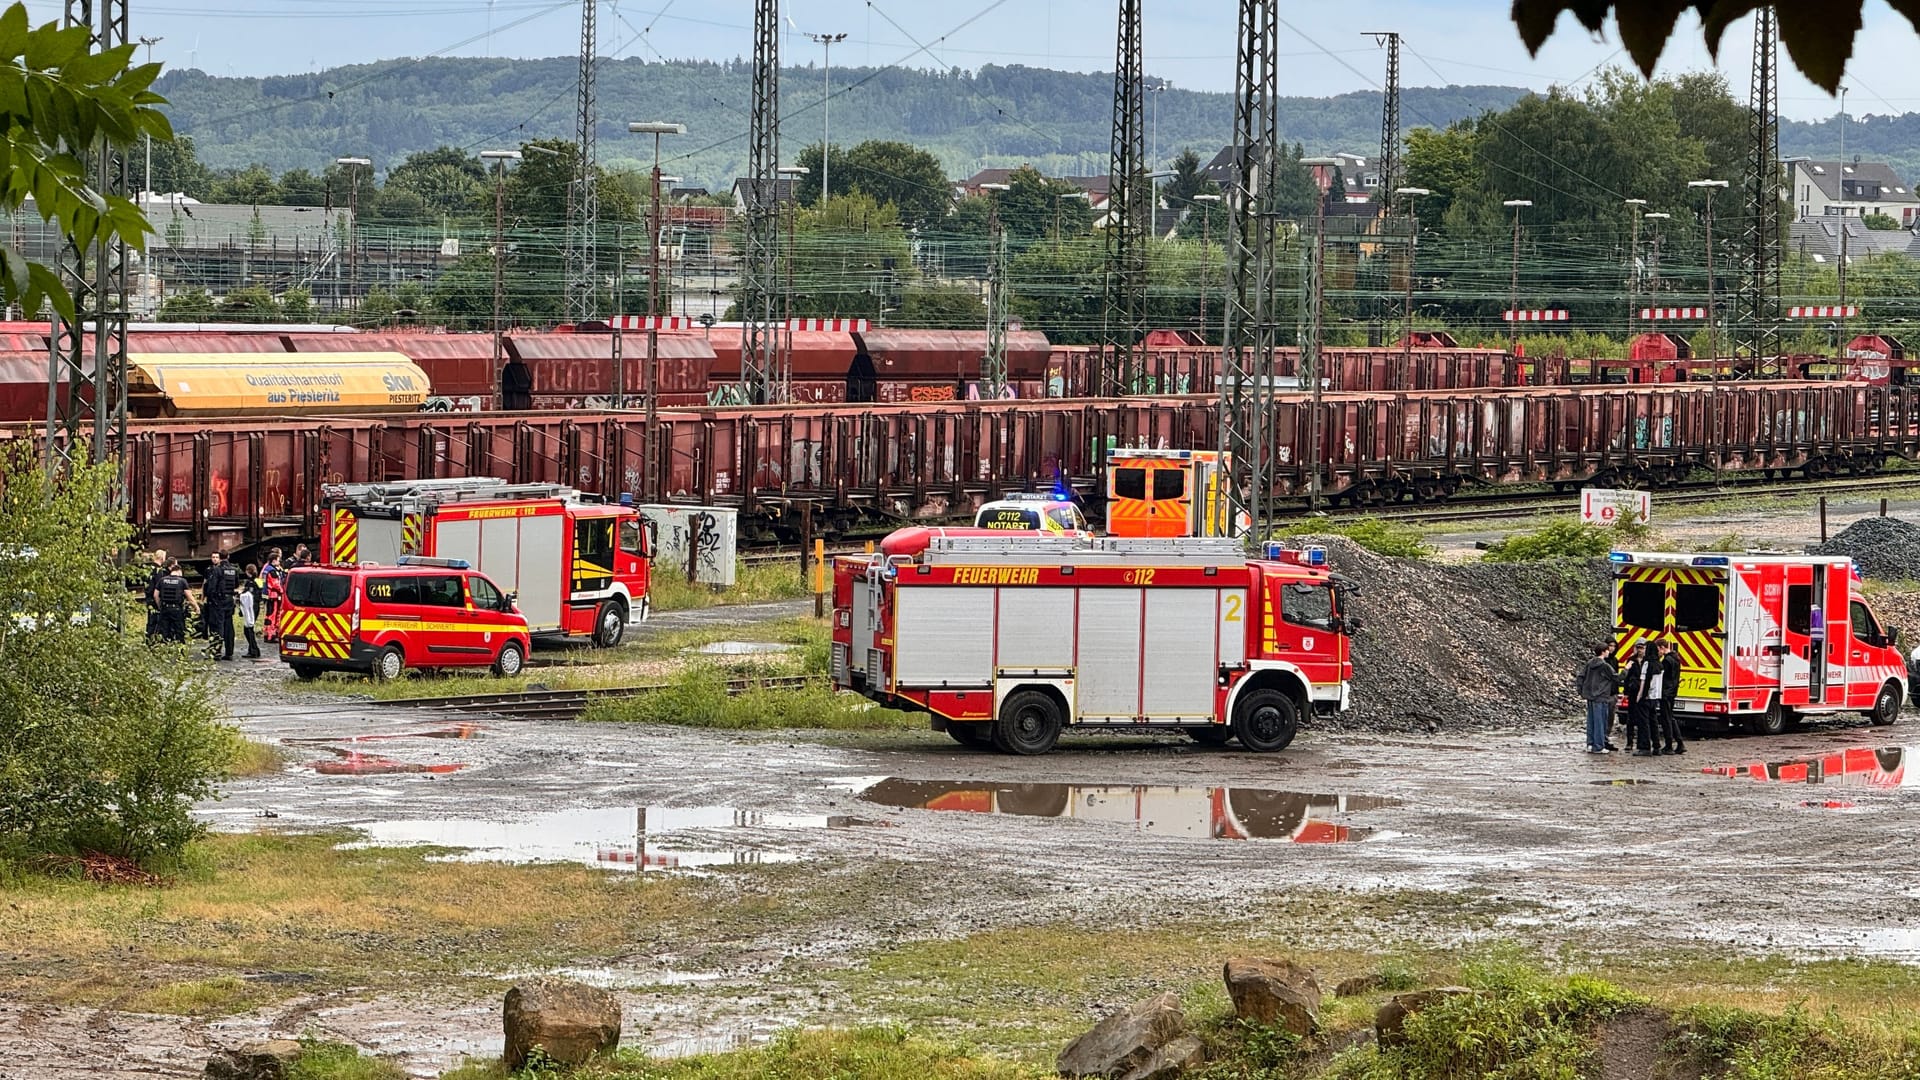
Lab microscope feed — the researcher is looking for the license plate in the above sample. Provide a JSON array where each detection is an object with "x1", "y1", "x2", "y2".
[{"x1": 283, "y1": 640, "x2": 307, "y2": 654}]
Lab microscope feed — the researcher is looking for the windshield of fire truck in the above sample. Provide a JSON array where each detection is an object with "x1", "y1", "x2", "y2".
[{"x1": 1281, "y1": 581, "x2": 1335, "y2": 630}]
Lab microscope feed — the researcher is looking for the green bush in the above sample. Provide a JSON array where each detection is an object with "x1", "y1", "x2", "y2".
[
  {"x1": 0, "y1": 444, "x2": 230, "y2": 868},
  {"x1": 1675, "y1": 1002, "x2": 1920, "y2": 1080},
  {"x1": 286, "y1": 1040, "x2": 406, "y2": 1080},
  {"x1": 1278, "y1": 519, "x2": 1434, "y2": 559},
  {"x1": 1481, "y1": 520, "x2": 1614, "y2": 562}
]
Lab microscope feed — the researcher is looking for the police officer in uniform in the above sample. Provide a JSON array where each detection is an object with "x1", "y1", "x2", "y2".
[
  {"x1": 202, "y1": 551, "x2": 242, "y2": 660},
  {"x1": 156, "y1": 559, "x2": 190, "y2": 643},
  {"x1": 143, "y1": 549, "x2": 168, "y2": 641}
]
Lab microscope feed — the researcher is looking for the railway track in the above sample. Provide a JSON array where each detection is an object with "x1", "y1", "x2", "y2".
[
  {"x1": 375, "y1": 674, "x2": 818, "y2": 722},
  {"x1": 1314, "y1": 474, "x2": 1920, "y2": 527}
]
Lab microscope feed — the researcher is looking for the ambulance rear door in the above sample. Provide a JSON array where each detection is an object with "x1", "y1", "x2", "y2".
[{"x1": 1670, "y1": 564, "x2": 1729, "y2": 702}]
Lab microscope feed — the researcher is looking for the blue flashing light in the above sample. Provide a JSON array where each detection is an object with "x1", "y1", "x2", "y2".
[
  {"x1": 397, "y1": 555, "x2": 472, "y2": 570},
  {"x1": 1304, "y1": 546, "x2": 1328, "y2": 567},
  {"x1": 619, "y1": 492, "x2": 635, "y2": 506},
  {"x1": 1691, "y1": 556, "x2": 1730, "y2": 567},
  {"x1": 1264, "y1": 542, "x2": 1284, "y2": 560},
  {"x1": 1607, "y1": 552, "x2": 1633, "y2": 563}
]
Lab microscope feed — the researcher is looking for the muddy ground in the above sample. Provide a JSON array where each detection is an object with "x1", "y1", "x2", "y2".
[{"x1": 5, "y1": 559, "x2": 1920, "y2": 1078}]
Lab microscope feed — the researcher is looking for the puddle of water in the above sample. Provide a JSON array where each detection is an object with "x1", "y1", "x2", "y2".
[
  {"x1": 1800, "y1": 799, "x2": 1861, "y2": 811},
  {"x1": 285, "y1": 724, "x2": 483, "y2": 745},
  {"x1": 490, "y1": 965, "x2": 725, "y2": 990},
  {"x1": 312, "y1": 749, "x2": 468, "y2": 776},
  {"x1": 349, "y1": 805, "x2": 826, "y2": 871},
  {"x1": 1705, "y1": 745, "x2": 1910, "y2": 789},
  {"x1": 1590, "y1": 779, "x2": 1656, "y2": 787},
  {"x1": 857, "y1": 779, "x2": 1395, "y2": 843},
  {"x1": 691, "y1": 640, "x2": 797, "y2": 655}
]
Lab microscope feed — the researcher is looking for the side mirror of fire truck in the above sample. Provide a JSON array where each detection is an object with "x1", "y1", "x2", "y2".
[{"x1": 644, "y1": 519, "x2": 659, "y2": 559}]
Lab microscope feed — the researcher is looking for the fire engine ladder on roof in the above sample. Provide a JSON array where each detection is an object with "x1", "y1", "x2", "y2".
[
  {"x1": 921, "y1": 536, "x2": 1246, "y2": 566},
  {"x1": 324, "y1": 478, "x2": 586, "y2": 509}
]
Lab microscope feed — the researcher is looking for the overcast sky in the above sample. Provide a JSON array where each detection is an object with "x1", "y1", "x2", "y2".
[{"x1": 39, "y1": 1, "x2": 1913, "y2": 126}]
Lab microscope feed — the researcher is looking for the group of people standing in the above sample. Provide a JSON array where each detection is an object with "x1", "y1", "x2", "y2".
[
  {"x1": 143, "y1": 544, "x2": 312, "y2": 660},
  {"x1": 1578, "y1": 640, "x2": 1687, "y2": 756}
]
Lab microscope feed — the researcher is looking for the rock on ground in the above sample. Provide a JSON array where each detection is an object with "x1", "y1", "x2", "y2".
[
  {"x1": 502, "y1": 977, "x2": 622, "y2": 1069},
  {"x1": 203, "y1": 1039, "x2": 301, "y2": 1080},
  {"x1": 1811, "y1": 516, "x2": 1920, "y2": 581},
  {"x1": 1374, "y1": 987, "x2": 1474, "y2": 1049},
  {"x1": 1299, "y1": 537, "x2": 1613, "y2": 733},
  {"x1": 1057, "y1": 991, "x2": 1201, "y2": 1079},
  {"x1": 1222, "y1": 956, "x2": 1321, "y2": 1036}
]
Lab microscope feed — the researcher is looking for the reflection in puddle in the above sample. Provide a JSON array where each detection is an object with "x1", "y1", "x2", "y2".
[
  {"x1": 351, "y1": 805, "x2": 826, "y2": 871},
  {"x1": 1590, "y1": 779, "x2": 1656, "y2": 787},
  {"x1": 857, "y1": 779, "x2": 1395, "y2": 843},
  {"x1": 1706, "y1": 746, "x2": 1909, "y2": 789},
  {"x1": 312, "y1": 748, "x2": 468, "y2": 776}
]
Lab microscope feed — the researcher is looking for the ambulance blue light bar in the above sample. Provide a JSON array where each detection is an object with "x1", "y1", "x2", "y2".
[
  {"x1": 396, "y1": 555, "x2": 471, "y2": 569},
  {"x1": 1691, "y1": 556, "x2": 1730, "y2": 567},
  {"x1": 1264, "y1": 543, "x2": 1328, "y2": 566},
  {"x1": 1608, "y1": 552, "x2": 1633, "y2": 563}
]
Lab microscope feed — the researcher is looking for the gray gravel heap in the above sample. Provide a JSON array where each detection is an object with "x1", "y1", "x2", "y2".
[
  {"x1": 1808, "y1": 516, "x2": 1920, "y2": 581},
  {"x1": 1293, "y1": 536, "x2": 1614, "y2": 734}
]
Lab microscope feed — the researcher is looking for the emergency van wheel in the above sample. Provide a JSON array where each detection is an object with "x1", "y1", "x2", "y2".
[
  {"x1": 1232, "y1": 689, "x2": 1298, "y2": 753},
  {"x1": 290, "y1": 663, "x2": 323, "y2": 682},
  {"x1": 593, "y1": 602, "x2": 626, "y2": 648},
  {"x1": 1870, "y1": 682, "x2": 1901, "y2": 726},
  {"x1": 494, "y1": 641, "x2": 526, "y2": 678},
  {"x1": 373, "y1": 645, "x2": 406, "y2": 682},
  {"x1": 993, "y1": 690, "x2": 1063, "y2": 756},
  {"x1": 1747, "y1": 699, "x2": 1787, "y2": 737},
  {"x1": 1185, "y1": 726, "x2": 1232, "y2": 746},
  {"x1": 946, "y1": 722, "x2": 990, "y2": 747}
]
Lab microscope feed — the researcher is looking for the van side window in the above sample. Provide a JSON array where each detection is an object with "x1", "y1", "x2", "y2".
[
  {"x1": 1112, "y1": 468, "x2": 1146, "y2": 500},
  {"x1": 1851, "y1": 599, "x2": 1882, "y2": 640},
  {"x1": 620, "y1": 519, "x2": 646, "y2": 556},
  {"x1": 366, "y1": 576, "x2": 417, "y2": 605},
  {"x1": 469, "y1": 576, "x2": 503, "y2": 610},
  {"x1": 1786, "y1": 585, "x2": 1812, "y2": 634},
  {"x1": 418, "y1": 575, "x2": 466, "y2": 608}
]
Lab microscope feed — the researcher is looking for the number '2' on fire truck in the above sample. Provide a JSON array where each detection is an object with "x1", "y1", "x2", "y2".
[
  {"x1": 320, "y1": 479, "x2": 653, "y2": 647},
  {"x1": 1610, "y1": 551, "x2": 1905, "y2": 734},
  {"x1": 831, "y1": 533, "x2": 1356, "y2": 755}
]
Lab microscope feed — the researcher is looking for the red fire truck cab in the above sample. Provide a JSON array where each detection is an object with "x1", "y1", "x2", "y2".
[
  {"x1": 1610, "y1": 551, "x2": 1906, "y2": 734},
  {"x1": 831, "y1": 534, "x2": 1355, "y2": 754},
  {"x1": 320, "y1": 479, "x2": 652, "y2": 647}
]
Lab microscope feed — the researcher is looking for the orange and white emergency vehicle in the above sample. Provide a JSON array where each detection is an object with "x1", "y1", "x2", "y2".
[
  {"x1": 1104, "y1": 447, "x2": 1244, "y2": 538},
  {"x1": 1610, "y1": 550, "x2": 1906, "y2": 735},
  {"x1": 831, "y1": 532, "x2": 1355, "y2": 754},
  {"x1": 972, "y1": 492, "x2": 1092, "y2": 534},
  {"x1": 279, "y1": 557, "x2": 532, "y2": 681},
  {"x1": 320, "y1": 479, "x2": 653, "y2": 647}
]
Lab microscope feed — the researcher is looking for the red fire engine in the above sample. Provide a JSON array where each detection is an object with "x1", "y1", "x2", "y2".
[
  {"x1": 1610, "y1": 551, "x2": 1906, "y2": 734},
  {"x1": 831, "y1": 533, "x2": 1356, "y2": 754},
  {"x1": 320, "y1": 479, "x2": 653, "y2": 646}
]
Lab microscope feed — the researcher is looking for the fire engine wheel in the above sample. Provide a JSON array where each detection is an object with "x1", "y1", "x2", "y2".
[
  {"x1": 593, "y1": 602, "x2": 626, "y2": 648},
  {"x1": 1232, "y1": 689, "x2": 1299, "y2": 753},
  {"x1": 1185, "y1": 726, "x2": 1233, "y2": 746},
  {"x1": 494, "y1": 641, "x2": 526, "y2": 678},
  {"x1": 1747, "y1": 699, "x2": 1787, "y2": 737},
  {"x1": 993, "y1": 690, "x2": 1063, "y2": 756},
  {"x1": 946, "y1": 722, "x2": 991, "y2": 747},
  {"x1": 290, "y1": 663, "x2": 323, "y2": 682},
  {"x1": 373, "y1": 645, "x2": 406, "y2": 682},
  {"x1": 1870, "y1": 683, "x2": 1901, "y2": 727}
]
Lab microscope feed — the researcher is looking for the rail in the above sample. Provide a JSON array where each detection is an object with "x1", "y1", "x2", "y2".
[{"x1": 372, "y1": 674, "x2": 819, "y2": 721}]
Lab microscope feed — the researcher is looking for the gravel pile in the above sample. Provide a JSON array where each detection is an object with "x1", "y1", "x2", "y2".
[
  {"x1": 1299, "y1": 537, "x2": 1614, "y2": 734},
  {"x1": 1808, "y1": 516, "x2": 1920, "y2": 581}
]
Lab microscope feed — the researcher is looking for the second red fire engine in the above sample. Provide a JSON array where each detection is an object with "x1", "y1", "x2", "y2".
[{"x1": 832, "y1": 532, "x2": 1356, "y2": 754}]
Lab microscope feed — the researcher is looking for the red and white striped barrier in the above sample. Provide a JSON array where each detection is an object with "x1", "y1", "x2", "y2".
[
  {"x1": 1502, "y1": 310, "x2": 1568, "y2": 322},
  {"x1": 786, "y1": 317, "x2": 871, "y2": 332},
  {"x1": 1639, "y1": 306, "x2": 1708, "y2": 320},
  {"x1": 609, "y1": 315, "x2": 692, "y2": 331},
  {"x1": 1787, "y1": 305, "x2": 1857, "y2": 318}
]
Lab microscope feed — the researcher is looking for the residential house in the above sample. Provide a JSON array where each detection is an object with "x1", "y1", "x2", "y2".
[
  {"x1": 1788, "y1": 214, "x2": 1920, "y2": 262},
  {"x1": 1786, "y1": 158, "x2": 1920, "y2": 224},
  {"x1": 729, "y1": 176, "x2": 802, "y2": 212}
]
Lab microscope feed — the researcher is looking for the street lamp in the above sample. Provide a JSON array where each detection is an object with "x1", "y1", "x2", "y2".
[
  {"x1": 805, "y1": 32, "x2": 848, "y2": 206},
  {"x1": 1149, "y1": 80, "x2": 1170, "y2": 169},
  {"x1": 1193, "y1": 192, "x2": 1222, "y2": 340},
  {"x1": 479, "y1": 149, "x2": 521, "y2": 403},
  {"x1": 334, "y1": 156, "x2": 371, "y2": 311},
  {"x1": 1396, "y1": 187, "x2": 1431, "y2": 372},
  {"x1": 1623, "y1": 198, "x2": 1646, "y2": 340},
  {"x1": 776, "y1": 165, "x2": 811, "y2": 401},
  {"x1": 1643, "y1": 212, "x2": 1670, "y2": 323},
  {"x1": 1502, "y1": 199, "x2": 1532, "y2": 348},
  {"x1": 1689, "y1": 178, "x2": 1729, "y2": 474}
]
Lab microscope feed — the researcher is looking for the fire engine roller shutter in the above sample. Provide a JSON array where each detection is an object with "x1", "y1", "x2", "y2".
[
  {"x1": 1142, "y1": 589, "x2": 1223, "y2": 720},
  {"x1": 850, "y1": 578, "x2": 876, "y2": 677},
  {"x1": 895, "y1": 588, "x2": 996, "y2": 687},
  {"x1": 516, "y1": 515, "x2": 566, "y2": 630},
  {"x1": 472, "y1": 517, "x2": 524, "y2": 610},
  {"x1": 994, "y1": 588, "x2": 1076, "y2": 670},
  {"x1": 1077, "y1": 588, "x2": 1146, "y2": 720},
  {"x1": 356, "y1": 518, "x2": 404, "y2": 565}
]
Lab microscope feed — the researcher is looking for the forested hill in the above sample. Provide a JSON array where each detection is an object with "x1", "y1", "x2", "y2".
[{"x1": 156, "y1": 57, "x2": 1528, "y2": 188}]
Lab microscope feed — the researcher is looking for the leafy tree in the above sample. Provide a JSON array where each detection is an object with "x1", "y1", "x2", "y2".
[
  {"x1": 897, "y1": 282, "x2": 985, "y2": 324},
  {"x1": 246, "y1": 206, "x2": 266, "y2": 245},
  {"x1": 143, "y1": 133, "x2": 213, "y2": 198},
  {"x1": 793, "y1": 142, "x2": 851, "y2": 207},
  {"x1": 1864, "y1": 212, "x2": 1899, "y2": 230},
  {"x1": 996, "y1": 166, "x2": 1095, "y2": 246},
  {"x1": 280, "y1": 287, "x2": 313, "y2": 320},
  {"x1": 843, "y1": 140, "x2": 954, "y2": 227},
  {"x1": 220, "y1": 284, "x2": 280, "y2": 322},
  {"x1": 0, "y1": 444, "x2": 231, "y2": 867},
  {"x1": 209, "y1": 164, "x2": 281, "y2": 205},
  {"x1": 157, "y1": 287, "x2": 216, "y2": 322},
  {"x1": 0, "y1": 3, "x2": 171, "y2": 321},
  {"x1": 385, "y1": 146, "x2": 486, "y2": 219},
  {"x1": 276, "y1": 167, "x2": 328, "y2": 208}
]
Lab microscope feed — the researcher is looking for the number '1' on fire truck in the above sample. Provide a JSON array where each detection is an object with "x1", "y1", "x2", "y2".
[
  {"x1": 320, "y1": 479, "x2": 653, "y2": 647},
  {"x1": 1610, "y1": 551, "x2": 1905, "y2": 735},
  {"x1": 831, "y1": 533, "x2": 1356, "y2": 755}
]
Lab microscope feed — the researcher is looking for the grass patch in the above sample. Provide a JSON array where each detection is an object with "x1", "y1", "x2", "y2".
[
  {"x1": 1481, "y1": 518, "x2": 1621, "y2": 561},
  {"x1": 1674, "y1": 1001, "x2": 1920, "y2": 1080},
  {"x1": 124, "y1": 974, "x2": 263, "y2": 1016},
  {"x1": 289, "y1": 1040, "x2": 408, "y2": 1080},
  {"x1": 442, "y1": 1027, "x2": 1040, "y2": 1080},
  {"x1": 581, "y1": 664, "x2": 916, "y2": 731},
  {"x1": 1278, "y1": 519, "x2": 1434, "y2": 558},
  {"x1": 649, "y1": 560, "x2": 812, "y2": 613},
  {"x1": 225, "y1": 736, "x2": 290, "y2": 778}
]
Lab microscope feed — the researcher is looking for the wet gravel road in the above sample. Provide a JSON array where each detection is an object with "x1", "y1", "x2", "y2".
[{"x1": 12, "y1": 603, "x2": 1919, "y2": 1077}]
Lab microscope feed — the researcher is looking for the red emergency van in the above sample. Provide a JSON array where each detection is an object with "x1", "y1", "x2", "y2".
[
  {"x1": 278, "y1": 557, "x2": 533, "y2": 681},
  {"x1": 1611, "y1": 551, "x2": 1907, "y2": 734}
]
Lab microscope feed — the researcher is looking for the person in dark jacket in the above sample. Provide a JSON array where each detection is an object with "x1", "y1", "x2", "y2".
[
  {"x1": 1578, "y1": 642, "x2": 1619, "y2": 753},
  {"x1": 143, "y1": 549, "x2": 168, "y2": 642},
  {"x1": 237, "y1": 563, "x2": 263, "y2": 660},
  {"x1": 202, "y1": 551, "x2": 241, "y2": 660},
  {"x1": 1656, "y1": 639, "x2": 1686, "y2": 754},
  {"x1": 155, "y1": 559, "x2": 190, "y2": 643},
  {"x1": 1621, "y1": 641, "x2": 1662, "y2": 756}
]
